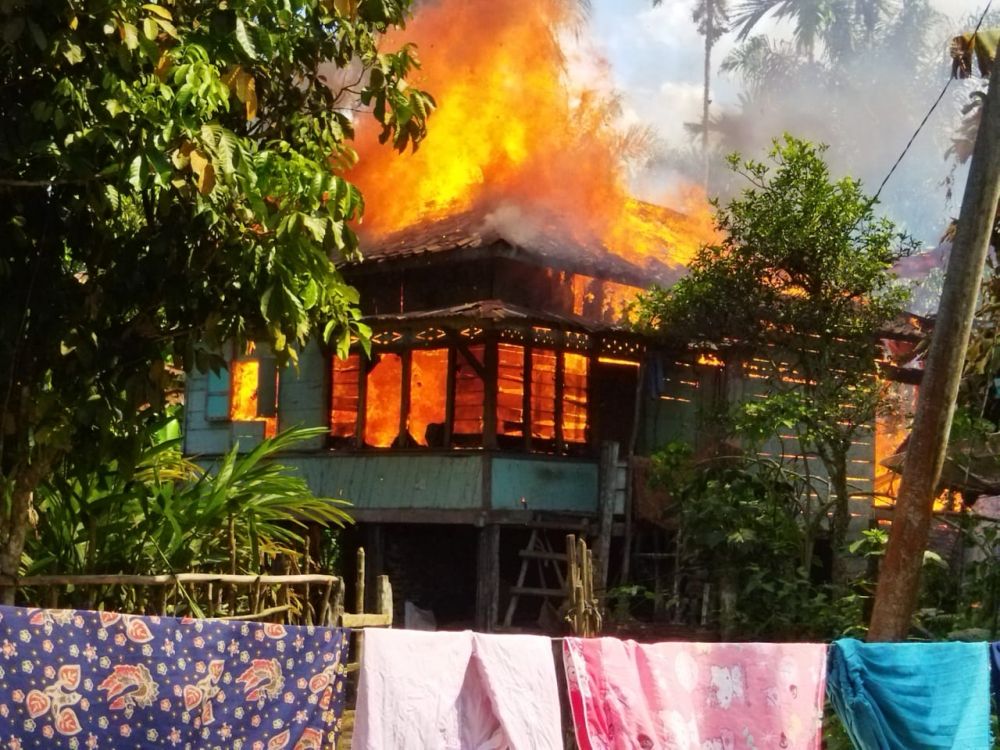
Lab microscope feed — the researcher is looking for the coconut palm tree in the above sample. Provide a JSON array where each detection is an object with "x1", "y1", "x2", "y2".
[
  {"x1": 730, "y1": 0, "x2": 892, "y2": 59},
  {"x1": 655, "y1": 0, "x2": 730, "y2": 189}
]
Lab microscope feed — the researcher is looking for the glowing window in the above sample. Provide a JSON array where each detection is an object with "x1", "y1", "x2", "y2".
[
  {"x1": 330, "y1": 354, "x2": 361, "y2": 439},
  {"x1": 230, "y1": 358, "x2": 277, "y2": 438},
  {"x1": 409, "y1": 349, "x2": 448, "y2": 447},
  {"x1": 364, "y1": 353, "x2": 402, "y2": 448},
  {"x1": 562, "y1": 352, "x2": 589, "y2": 444},
  {"x1": 453, "y1": 345, "x2": 485, "y2": 443},
  {"x1": 530, "y1": 349, "x2": 557, "y2": 441},
  {"x1": 497, "y1": 343, "x2": 525, "y2": 437}
]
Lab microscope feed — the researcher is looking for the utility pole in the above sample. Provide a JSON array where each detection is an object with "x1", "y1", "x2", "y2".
[{"x1": 868, "y1": 69, "x2": 1000, "y2": 640}]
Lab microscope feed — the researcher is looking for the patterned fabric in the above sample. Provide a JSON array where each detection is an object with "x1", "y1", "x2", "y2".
[
  {"x1": 827, "y1": 638, "x2": 991, "y2": 750},
  {"x1": 0, "y1": 604, "x2": 349, "y2": 749},
  {"x1": 563, "y1": 637, "x2": 827, "y2": 750}
]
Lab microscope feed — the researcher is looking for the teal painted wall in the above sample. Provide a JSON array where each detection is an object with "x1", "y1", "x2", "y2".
[
  {"x1": 284, "y1": 454, "x2": 484, "y2": 510},
  {"x1": 185, "y1": 341, "x2": 329, "y2": 456},
  {"x1": 277, "y1": 342, "x2": 327, "y2": 451},
  {"x1": 490, "y1": 457, "x2": 598, "y2": 513},
  {"x1": 184, "y1": 365, "x2": 233, "y2": 456},
  {"x1": 637, "y1": 357, "x2": 700, "y2": 455}
]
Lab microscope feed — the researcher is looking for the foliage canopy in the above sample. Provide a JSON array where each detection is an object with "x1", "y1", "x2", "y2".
[
  {"x1": 0, "y1": 0, "x2": 432, "y2": 588},
  {"x1": 636, "y1": 136, "x2": 913, "y2": 577}
]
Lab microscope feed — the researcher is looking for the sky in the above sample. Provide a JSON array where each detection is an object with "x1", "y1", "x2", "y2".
[{"x1": 588, "y1": 0, "x2": 988, "y2": 144}]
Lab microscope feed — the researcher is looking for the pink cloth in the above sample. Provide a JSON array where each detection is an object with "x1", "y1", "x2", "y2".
[
  {"x1": 353, "y1": 629, "x2": 563, "y2": 749},
  {"x1": 563, "y1": 637, "x2": 827, "y2": 750}
]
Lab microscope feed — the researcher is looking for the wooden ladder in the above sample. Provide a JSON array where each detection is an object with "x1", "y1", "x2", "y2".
[{"x1": 502, "y1": 523, "x2": 571, "y2": 628}]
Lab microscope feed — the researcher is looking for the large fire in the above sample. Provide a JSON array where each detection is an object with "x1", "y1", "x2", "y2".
[{"x1": 347, "y1": 0, "x2": 717, "y2": 275}]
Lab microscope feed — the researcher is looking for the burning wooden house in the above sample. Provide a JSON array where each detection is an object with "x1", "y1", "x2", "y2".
[
  {"x1": 183, "y1": 0, "x2": 929, "y2": 629},
  {"x1": 185, "y1": 204, "x2": 672, "y2": 630},
  {"x1": 183, "y1": 204, "x2": 926, "y2": 630}
]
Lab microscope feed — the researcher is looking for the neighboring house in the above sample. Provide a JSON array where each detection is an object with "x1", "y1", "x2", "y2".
[{"x1": 184, "y1": 210, "x2": 920, "y2": 630}]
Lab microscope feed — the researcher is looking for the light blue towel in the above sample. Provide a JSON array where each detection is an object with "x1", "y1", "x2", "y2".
[{"x1": 827, "y1": 639, "x2": 992, "y2": 750}]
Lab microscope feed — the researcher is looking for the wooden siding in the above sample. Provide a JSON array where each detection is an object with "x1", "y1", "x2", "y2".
[
  {"x1": 184, "y1": 366, "x2": 233, "y2": 456},
  {"x1": 490, "y1": 456, "x2": 599, "y2": 513},
  {"x1": 284, "y1": 454, "x2": 485, "y2": 511},
  {"x1": 636, "y1": 358, "x2": 700, "y2": 454},
  {"x1": 277, "y1": 341, "x2": 328, "y2": 451}
]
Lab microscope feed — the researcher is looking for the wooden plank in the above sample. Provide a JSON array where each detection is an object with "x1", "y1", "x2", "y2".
[
  {"x1": 508, "y1": 586, "x2": 565, "y2": 597},
  {"x1": 444, "y1": 345, "x2": 456, "y2": 446},
  {"x1": 595, "y1": 441, "x2": 619, "y2": 594},
  {"x1": 518, "y1": 550, "x2": 568, "y2": 561},
  {"x1": 483, "y1": 334, "x2": 498, "y2": 450},
  {"x1": 339, "y1": 613, "x2": 393, "y2": 628}
]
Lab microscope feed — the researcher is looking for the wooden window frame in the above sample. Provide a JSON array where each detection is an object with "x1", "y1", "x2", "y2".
[{"x1": 328, "y1": 333, "x2": 593, "y2": 455}]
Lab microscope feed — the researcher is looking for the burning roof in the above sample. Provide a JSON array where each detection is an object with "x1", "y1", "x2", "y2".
[
  {"x1": 345, "y1": 0, "x2": 718, "y2": 286},
  {"x1": 354, "y1": 204, "x2": 691, "y2": 288}
]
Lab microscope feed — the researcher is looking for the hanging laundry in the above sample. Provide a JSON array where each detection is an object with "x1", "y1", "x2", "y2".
[
  {"x1": 562, "y1": 637, "x2": 827, "y2": 750},
  {"x1": 827, "y1": 638, "x2": 991, "y2": 750},
  {"x1": 0, "y1": 604, "x2": 349, "y2": 749},
  {"x1": 352, "y1": 629, "x2": 562, "y2": 749}
]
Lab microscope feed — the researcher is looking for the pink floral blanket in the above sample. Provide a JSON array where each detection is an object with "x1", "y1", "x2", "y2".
[{"x1": 563, "y1": 637, "x2": 827, "y2": 750}]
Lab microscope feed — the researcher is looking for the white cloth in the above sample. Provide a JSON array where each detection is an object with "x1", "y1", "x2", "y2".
[{"x1": 352, "y1": 629, "x2": 563, "y2": 750}]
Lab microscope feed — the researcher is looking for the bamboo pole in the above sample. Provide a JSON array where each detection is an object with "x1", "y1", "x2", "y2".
[{"x1": 0, "y1": 573, "x2": 339, "y2": 586}]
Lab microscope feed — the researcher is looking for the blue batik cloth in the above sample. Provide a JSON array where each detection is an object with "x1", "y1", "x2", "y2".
[
  {"x1": 990, "y1": 642, "x2": 1000, "y2": 708},
  {"x1": 0, "y1": 604, "x2": 349, "y2": 749},
  {"x1": 827, "y1": 638, "x2": 991, "y2": 750}
]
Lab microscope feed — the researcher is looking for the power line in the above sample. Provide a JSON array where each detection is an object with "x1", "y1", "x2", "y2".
[{"x1": 872, "y1": 0, "x2": 994, "y2": 203}]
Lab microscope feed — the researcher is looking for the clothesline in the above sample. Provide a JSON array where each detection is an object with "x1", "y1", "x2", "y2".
[{"x1": 0, "y1": 603, "x2": 996, "y2": 749}]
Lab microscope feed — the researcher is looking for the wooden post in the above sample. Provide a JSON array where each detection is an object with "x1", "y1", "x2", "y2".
[
  {"x1": 595, "y1": 441, "x2": 619, "y2": 595},
  {"x1": 619, "y1": 358, "x2": 646, "y2": 585},
  {"x1": 483, "y1": 335, "x2": 498, "y2": 450},
  {"x1": 475, "y1": 524, "x2": 501, "y2": 632},
  {"x1": 355, "y1": 547, "x2": 366, "y2": 615},
  {"x1": 399, "y1": 350, "x2": 412, "y2": 445},
  {"x1": 354, "y1": 547, "x2": 367, "y2": 669},
  {"x1": 869, "y1": 66, "x2": 1000, "y2": 641},
  {"x1": 376, "y1": 574, "x2": 393, "y2": 624},
  {"x1": 523, "y1": 343, "x2": 533, "y2": 452}
]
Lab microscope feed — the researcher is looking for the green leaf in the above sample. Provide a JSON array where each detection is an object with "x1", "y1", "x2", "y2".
[
  {"x1": 121, "y1": 22, "x2": 139, "y2": 50},
  {"x1": 300, "y1": 278, "x2": 319, "y2": 310},
  {"x1": 301, "y1": 215, "x2": 326, "y2": 242},
  {"x1": 235, "y1": 18, "x2": 258, "y2": 60},
  {"x1": 142, "y1": 4, "x2": 173, "y2": 20},
  {"x1": 127, "y1": 154, "x2": 144, "y2": 191},
  {"x1": 62, "y1": 41, "x2": 85, "y2": 65}
]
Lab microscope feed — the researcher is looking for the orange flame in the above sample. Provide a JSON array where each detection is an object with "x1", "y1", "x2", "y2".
[
  {"x1": 364, "y1": 353, "x2": 402, "y2": 447},
  {"x1": 230, "y1": 360, "x2": 277, "y2": 438},
  {"x1": 330, "y1": 354, "x2": 361, "y2": 439},
  {"x1": 563, "y1": 352, "x2": 589, "y2": 443},
  {"x1": 348, "y1": 0, "x2": 717, "y2": 274},
  {"x1": 409, "y1": 349, "x2": 448, "y2": 446},
  {"x1": 697, "y1": 352, "x2": 724, "y2": 367},
  {"x1": 498, "y1": 343, "x2": 526, "y2": 437}
]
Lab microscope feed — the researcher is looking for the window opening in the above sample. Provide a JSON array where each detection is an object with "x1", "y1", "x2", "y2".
[
  {"x1": 330, "y1": 354, "x2": 361, "y2": 440},
  {"x1": 409, "y1": 348, "x2": 448, "y2": 447},
  {"x1": 364, "y1": 352, "x2": 403, "y2": 447}
]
